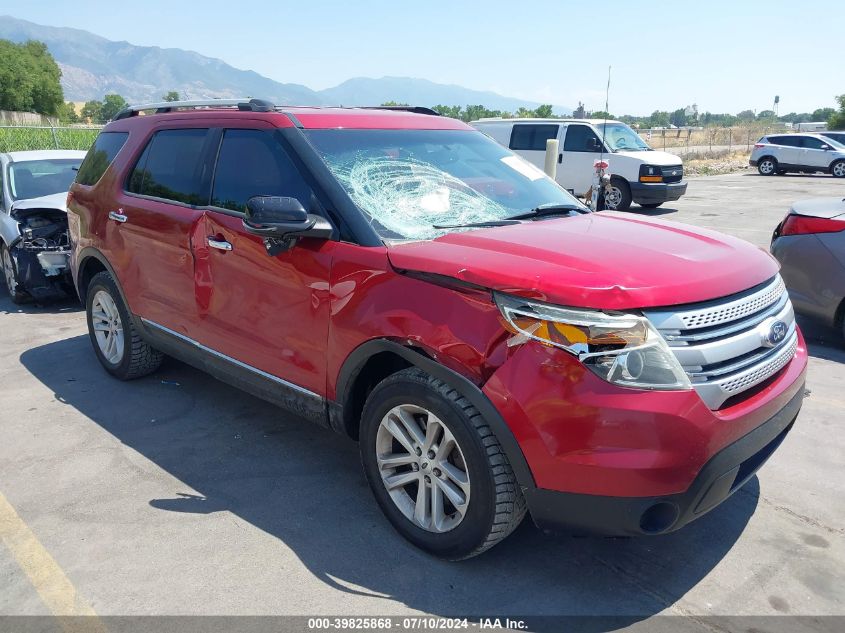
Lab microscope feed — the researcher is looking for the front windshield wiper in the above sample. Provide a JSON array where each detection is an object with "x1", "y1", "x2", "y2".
[
  {"x1": 432, "y1": 219, "x2": 524, "y2": 230},
  {"x1": 503, "y1": 203, "x2": 587, "y2": 221}
]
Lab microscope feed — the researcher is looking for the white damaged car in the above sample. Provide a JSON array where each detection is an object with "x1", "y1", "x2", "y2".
[{"x1": 1, "y1": 150, "x2": 86, "y2": 304}]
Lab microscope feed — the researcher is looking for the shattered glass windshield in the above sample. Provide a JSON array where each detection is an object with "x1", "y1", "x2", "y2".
[
  {"x1": 305, "y1": 129, "x2": 583, "y2": 241},
  {"x1": 594, "y1": 123, "x2": 651, "y2": 152}
]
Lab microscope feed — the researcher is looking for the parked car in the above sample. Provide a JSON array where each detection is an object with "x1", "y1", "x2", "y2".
[
  {"x1": 750, "y1": 133, "x2": 845, "y2": 177},
  {"x1": 820, "y1": 131, "x2": 845, "y2": 146},
  {"x1": 771, "y1": 197, "x2": 845, "y2": 337},
  {"x1": 470, "y1": 118, "x2": 686, "y2": 210},
  {"x1": 1, "y1": 150, "x2": 87, "y2": 303},
  {"x1": 68, "y1": 99, "x2": 806, "y2": 559}
]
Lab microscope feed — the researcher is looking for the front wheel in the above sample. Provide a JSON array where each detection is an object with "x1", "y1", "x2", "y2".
[
  {"x1": 85, "y1": 271, "x2": 163, "y2": 380},
  {"x1": 831, "y1": 160, "x2": 845, "y2": 178},
  {"x1": 359, "y1": 368, "x2": 526, "y2": 559},
  {"x1": 604, "y1": 177, "x2": 632, "y2": 210},
  {"x1": 1, "y1": 245, "x2": 27, "y2": 304}
]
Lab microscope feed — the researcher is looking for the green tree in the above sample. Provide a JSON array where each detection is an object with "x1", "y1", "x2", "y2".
[
  {"x1": 829, "y1": 95, "x2": 845, "y2": 130},
  {"x1": 533, "y1": 104, "x2": 554, "y2": 118},
  {"x1": 670, "y1": 108, "x2": 687, "y2": 127},
  {"x1": 163, "y1": 91, "x2": 180, "y2": 102},
  {"x1": 99, "y1": 94, "x2": 129, "y2": 122},
  {"x1": 58, "y1": 101, "x2": 80, "y2": 123},
  {"x1": 432, "y1": 104, "x2": 462, "y2": 119},
  {"x1": 736, "y1": 110, "x2": 756, "y2": 121},
  {"x1": 812, "y1": 107, "x2": 835, "y2": 122},
  {"x1": 380, "y1": 100, "x2": 409, "y2": 106},
  {"x1": 589, "y1": 110, "x2": 614, "y2": 120},
  {"x1": 648, "y1": 110, "x2": 670, "y2": 127},
  {"x1": 0, "y1": 39, "x2": 64, "y2": 116},
  {"x1": 757, "y1": 110, "x2": 776, "y2": 119},
  {"x1": 81, "y1": 100, "x2": 102, "y2": 123}
]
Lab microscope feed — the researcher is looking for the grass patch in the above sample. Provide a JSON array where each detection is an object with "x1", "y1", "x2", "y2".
[
  {"x1": 685, "y1": 151, "x2": 751, "y2": 176},
  {"x1": 0, "y1": 126, "x2": 99, "y2": 153}
]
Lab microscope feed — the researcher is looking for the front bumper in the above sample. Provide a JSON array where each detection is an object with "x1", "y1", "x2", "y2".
[
  {"x1": 525, "y1": 385, "x2": 803, "y2": 535},
  {"x1": 629, "y1": 180, "x2": 687, "y2": 205}
]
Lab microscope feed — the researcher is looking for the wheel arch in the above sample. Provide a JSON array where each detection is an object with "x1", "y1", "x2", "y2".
[
  {"x1": 76, "y1": 248, "x2": 127, "y2": 307},
  {"x1": 335, "y1": 338, "x2": 536, "y2": 491}
]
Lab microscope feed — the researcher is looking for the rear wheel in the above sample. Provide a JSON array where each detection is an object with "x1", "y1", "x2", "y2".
[
  {"x1": 831, "y1": 160, "x2": 845, "y2": 178},
  {"x1": 758, "y1": 157, "x2": 778, "y2": 176},
  {"x1": 86, "y1": 271, "x2": 163, "y2": 380},
  {"x1": 1, "y1": 245, "x2": 27, "y2": 305},
  {"x1": 604, "y1": 177, "x2": 632, "y2": 210},
  {"x1": 359, "y1": 368, "x2": 526, "y2": 559}
]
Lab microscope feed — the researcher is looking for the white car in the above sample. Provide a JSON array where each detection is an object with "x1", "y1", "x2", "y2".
[
  {"x1": 750, "y1": 133, "x2": 845, "y2": 178},
  {"x1": 470, "y1": 118, "x2": 687, "y2": 210},
  {"x1": 1, "y1": 150, "x2": 86, "y2": 303}
]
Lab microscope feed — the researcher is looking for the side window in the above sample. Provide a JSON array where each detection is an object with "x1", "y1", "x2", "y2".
[
  {"x1": 210, "y1": 129, "x2": 313, "y2": 213},
  {"x1": 774, "y1": 136, "x2": 799, "y2": 147},
  {"x1": 800, "y1": 137, "x2": 826, "y2": 149},
  {"x1": 126, "y1": 128, "x2": 209, "y2": 205},
  {"x1": 563, "y1": 125, "x2": 602, "y2": 152},
  {"x1": 76, "y1": 132, "x2": 129, "y2": 186},
  {"x1": 509, "y1": 124, "x2": 559, "y2": 151}
]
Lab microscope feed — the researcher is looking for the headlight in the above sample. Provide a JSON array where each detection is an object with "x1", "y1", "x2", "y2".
[
  {"x1": 639, "y1": 164, "x2": 663, "y2": 183},
  {"x1": 495, "y1": 293, "x2": 691, "y2": 391}
]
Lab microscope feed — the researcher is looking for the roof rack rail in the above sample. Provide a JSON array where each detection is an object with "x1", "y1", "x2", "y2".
[
  {"x1": 112, "y1": 98, "x2": 276, "y2": 121},
  {"x1": 360, "y1": 106, "x2": 441, "y2": 116}
]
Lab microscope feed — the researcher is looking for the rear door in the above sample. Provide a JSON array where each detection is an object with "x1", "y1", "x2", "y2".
[
  {"x1": 768, "y1": 135, "x2": 801, "y2": 166},
  {"x1": 193, "y1": 126, "x2": 334, "y2": 396},
  {"x1": 508, "y1": 122, "x2": 559, "y2": 170},
  {"x1": 561, "y1": 123, "x2": 606, "y2": 193},
  {"x1": 109, "y1": 126, "x2": 213, "y2": 335}
]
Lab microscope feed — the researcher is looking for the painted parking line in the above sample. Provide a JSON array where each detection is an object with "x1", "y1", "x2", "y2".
[{"x1": 0, "y1": 491, "x2": 105, "y2": 632}]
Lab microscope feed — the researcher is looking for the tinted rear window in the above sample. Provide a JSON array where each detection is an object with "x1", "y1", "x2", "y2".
[
  {"x1": 509, "y1": 124, "x2": 559, "y2": 151},
  {"x1": 76, "y1": 132, "x2": 129, "y2": 186},
  {"x1": 127, "y1": 129, "x2": 209, "y2": 205}
]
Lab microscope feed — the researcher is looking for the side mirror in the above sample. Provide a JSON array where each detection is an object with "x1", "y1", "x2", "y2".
[
  {"x1": 588, "y1": 137, "x2": 601, "y2": 151},
  {"x1": 243, "y1": 196, "x2": 333, "y2": 240},
  {"x1": 821, "y1": 144, "x2": 831, "y2": 151}
]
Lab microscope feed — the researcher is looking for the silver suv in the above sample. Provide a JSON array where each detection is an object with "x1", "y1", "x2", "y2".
[{"x1": 750, "y1": 133, "x2": 845, "y2": 178}]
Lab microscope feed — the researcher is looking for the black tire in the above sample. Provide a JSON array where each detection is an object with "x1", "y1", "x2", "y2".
[
  {"x1": 639, "y1": 202, "x2": 662, "y2": 209},
  {"x1": 605, "y1": 177, "x2": 632, "y2": 210},
  {"x1": 757, "y1": 156, "x2": 778, "y2": 176},
  {"x1": 85, "y1": 271, "x2": 163, "y2": 380},
  {"x1": 1, "y1": 244, "x2": 27, "y2": 305},
  {"x1": 359, "y1": 368, "x2": 526, "y2": 560},
  {"x1": 831, "y1": 159, "x2": 845, "y2": 178}
]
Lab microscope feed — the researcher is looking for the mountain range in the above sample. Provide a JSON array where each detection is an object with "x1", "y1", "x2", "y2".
[{"x1": 0, "y1": 16, "x2": 569, "y2": 113}]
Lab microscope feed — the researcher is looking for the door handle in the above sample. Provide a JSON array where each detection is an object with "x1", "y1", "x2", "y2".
[
  {"x1": 108, "y1": 210, "x2": 127, "y2": 223},
  {"x1": 207, "y1": 237, "x2": 233, "y2": 252}
]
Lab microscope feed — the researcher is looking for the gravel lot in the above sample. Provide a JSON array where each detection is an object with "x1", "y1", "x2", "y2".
[{"x1": 1, "y1": 172, "x2": 844, "y2": 630}]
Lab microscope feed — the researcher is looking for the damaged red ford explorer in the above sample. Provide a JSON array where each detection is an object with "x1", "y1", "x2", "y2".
[{"x1": 67, "y1": 100, "x2": 807, "y2": 559}]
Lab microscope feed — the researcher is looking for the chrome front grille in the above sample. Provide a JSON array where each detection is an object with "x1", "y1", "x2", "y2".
[{"x1": 644, "y1": 275, "x2": 797, "y2": 409}]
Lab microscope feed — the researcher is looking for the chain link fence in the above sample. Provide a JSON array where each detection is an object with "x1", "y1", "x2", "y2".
[
  {"x1": 637, "y1": 126, "x2": 782, "y2": 156},
  {"x1": 0, "y1": 124, "x2": 102, "y2": 153}
]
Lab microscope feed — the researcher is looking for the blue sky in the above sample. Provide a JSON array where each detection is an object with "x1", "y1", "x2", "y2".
[{"x1": 1, "y1": 0, "x2": 842, "y2": 115}]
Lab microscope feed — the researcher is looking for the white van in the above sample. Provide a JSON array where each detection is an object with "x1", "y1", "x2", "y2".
[{"x1": 470, "y1": 118, "x2": 687, "y2": 210}]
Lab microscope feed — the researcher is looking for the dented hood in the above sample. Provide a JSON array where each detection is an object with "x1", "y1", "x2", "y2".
[
  {"x1": 386, "y1": 211, "x2": 779, "y2": 310},
  {"x1": 10, "y1": 192, "x2": 69, "y2": 215}
]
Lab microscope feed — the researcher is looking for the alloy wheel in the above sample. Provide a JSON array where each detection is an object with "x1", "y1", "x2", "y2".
[
  {"x1": 375, "y1": 404, "x2": 471, "y2": 533},
  {"x1": 91, "y1": 290, "x2": 125, "y2": 365},
  {"x1": 759, "y1": 159, "x2": 775, "y2": 175},
  {"x1": 833, "y1": 162, "x2": 845, "y2": 178},
  {"x1": 2, "y1": 248, "x2": 16, "y2": 294}
]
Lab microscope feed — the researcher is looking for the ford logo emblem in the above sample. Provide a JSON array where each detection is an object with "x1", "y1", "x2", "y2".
[{"x1": 761, "y1": 319, "x2": 788, "y2": 347}]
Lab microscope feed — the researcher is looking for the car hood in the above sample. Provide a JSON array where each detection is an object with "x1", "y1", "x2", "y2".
[
  {"x1": 612, "y1": 149, "x2": 682, "y2": 165},
  {"x1": 10, "y1": 192, "x2": 69, "y2": 213},
  {"x1": 386, "y1": 212, "x2": 779, "y2": 310},
  {"x1": 791, "y1": 197, "x2": 845, "y2": 219}
]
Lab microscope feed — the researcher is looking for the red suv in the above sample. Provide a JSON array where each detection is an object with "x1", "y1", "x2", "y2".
[{"x1": 68, "y1": 99, "x2": 807, "y2": 559}]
